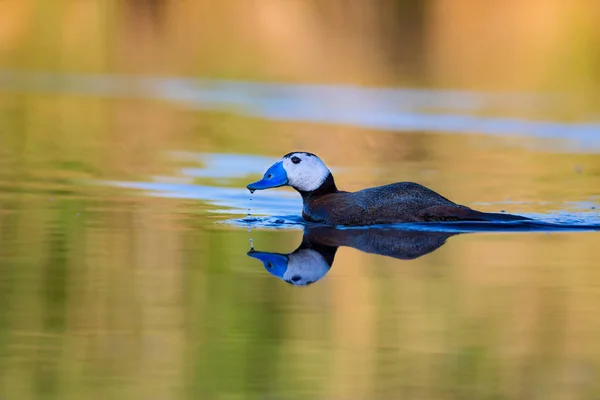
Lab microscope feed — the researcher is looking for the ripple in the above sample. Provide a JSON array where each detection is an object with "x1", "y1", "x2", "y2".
[
  {"x1": 221, "y1": 215, "x2": 305, "y2": 229},
  {"x1": 220, "y1": 212, "x2": 600, "y2": 233},
  {"x1": 220, "y1": 198, "x2": 600, "y2": 231},
  {"x1": 96, "y1": 179, "x2": 301, "y2": 216}
]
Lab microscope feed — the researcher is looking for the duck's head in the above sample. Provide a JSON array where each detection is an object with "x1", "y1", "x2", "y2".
[
  {"x1": 247, "y1": 152, "x2": 334, "y2": 194},
  {"x1": 247, "y1": 247, "x2": 332, "y2": 286}
]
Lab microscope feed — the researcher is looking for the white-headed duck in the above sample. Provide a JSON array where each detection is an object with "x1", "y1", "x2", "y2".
[{"x1": 247, "y1": 152, "x2": 529, "y2": 226}]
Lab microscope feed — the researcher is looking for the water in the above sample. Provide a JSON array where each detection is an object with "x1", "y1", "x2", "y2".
[
  {"x1": 2, "y1": 75, "x2": 600, "y2": 400},
  {"x1": 2, "y1": 3, "x2": 600, "y2": 398}
]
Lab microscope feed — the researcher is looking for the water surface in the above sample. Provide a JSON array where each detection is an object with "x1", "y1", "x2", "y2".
[{"x1": 1, "y1": 72, "x2": 600, "y2": 400}]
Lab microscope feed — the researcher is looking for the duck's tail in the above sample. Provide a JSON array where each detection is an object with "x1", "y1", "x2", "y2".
[
  {"x1": 419, "y1": 205, "x2": 530, "y2": 223},
  {"x1": 471, "y1": 210, "x2": 531, "y2": 222}
]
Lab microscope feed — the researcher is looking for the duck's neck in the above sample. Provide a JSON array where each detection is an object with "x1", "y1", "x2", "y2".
[
  {"x1": 298, "y1": 238, "x2": 338, "y2": 268},
  {"x1": 297, "y1": 173, "x2": 339, "y2": 200}
]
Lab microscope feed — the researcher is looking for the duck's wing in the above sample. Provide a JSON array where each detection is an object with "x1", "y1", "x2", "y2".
[
  {"x1": 346, "y1": 182, "x2": 466, "y2": 223},
  {"x1": 416, "y1": 204, "x2": 486, "y2": 222},
  {"x1": 350, "y1": 182, "x2": 529, "y2": 223},
  {"x1": 424, "y1": 208, "x2": 530, "y2": 222},
  {"x1": 304, "y1": 183, "x2": 454, "y2": 225},
  {"x1": 308, "y1": 182, "x2": 527, "y2": 225}
]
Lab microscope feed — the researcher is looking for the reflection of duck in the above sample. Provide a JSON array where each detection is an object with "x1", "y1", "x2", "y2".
[
  {"x1": 247, "y1": 226, "x2": 457, "y2": 286},
  {"x1": 247, "y1": 152, "x2": 529, "y2": 226}
]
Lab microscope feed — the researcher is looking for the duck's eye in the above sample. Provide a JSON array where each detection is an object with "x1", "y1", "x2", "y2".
[{"x1": 291, "y1": 156, "x2": 301, "y2": 164}]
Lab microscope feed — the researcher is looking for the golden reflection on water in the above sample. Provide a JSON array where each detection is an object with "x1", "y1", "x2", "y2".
[{"x1": 1, "y1": 1, "x2": 600, "y2": 399}]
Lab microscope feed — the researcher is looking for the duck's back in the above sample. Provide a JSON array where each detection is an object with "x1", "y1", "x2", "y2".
[{"x1": 304, "y1": 182, "x2": 526, "y2": 226}]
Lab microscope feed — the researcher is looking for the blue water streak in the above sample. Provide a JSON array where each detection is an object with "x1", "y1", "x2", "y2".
[{"x1": 2, "y1": 70, "x2": 600, "y2": 152}]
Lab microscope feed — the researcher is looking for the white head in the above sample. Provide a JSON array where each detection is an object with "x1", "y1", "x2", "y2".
[
  {"x1": 281, "y1": 152, "x2": 330, "y2": 192},
  {"x1": 247, "y1": 152, "x2": 332, "y2": 193}
]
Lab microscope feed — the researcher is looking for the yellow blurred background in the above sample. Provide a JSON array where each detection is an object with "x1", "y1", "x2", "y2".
[{"x1": 2, "y1": 0, "x2": 600, "y2": 90}]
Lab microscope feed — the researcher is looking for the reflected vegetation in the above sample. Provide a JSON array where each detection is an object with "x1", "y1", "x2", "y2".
[{"x1": 249, "y1": 226, "x2": 456, "y2": 285}]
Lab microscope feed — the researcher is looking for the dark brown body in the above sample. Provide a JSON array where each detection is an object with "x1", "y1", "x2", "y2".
[
  {"x1": 304, "y1": 225, "x2": 456, "y2": 259},
  {"x1": 301, "y1": 182, "x2": 528, "y2": 226}
]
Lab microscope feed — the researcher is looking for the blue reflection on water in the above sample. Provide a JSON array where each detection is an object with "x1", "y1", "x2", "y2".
[
  {"x1": 102, "y1": 179, "x2": 301, "y2": 216},
  {"x1": 169, "y1": 151, "x2": 279, "y2": 179},
  {"x1": 2, "y1": 70, "x2": 600, "y2": 152}
]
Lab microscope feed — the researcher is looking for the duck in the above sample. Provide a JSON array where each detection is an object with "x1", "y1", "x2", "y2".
[
  {"x1": 247, "y1": 152, "x2": 529, "y2": 226},
  {"x1": 247, "y1": 225, "x2": 457, "y2": 285}
]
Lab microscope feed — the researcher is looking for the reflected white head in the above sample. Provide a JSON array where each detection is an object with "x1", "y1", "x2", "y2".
[
  {"x1": 283, "y1": 249, "x2": 331, "y2": 285},
  {"x1": 282, "y1": 152, "x2": 330, "y2": 192}
]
